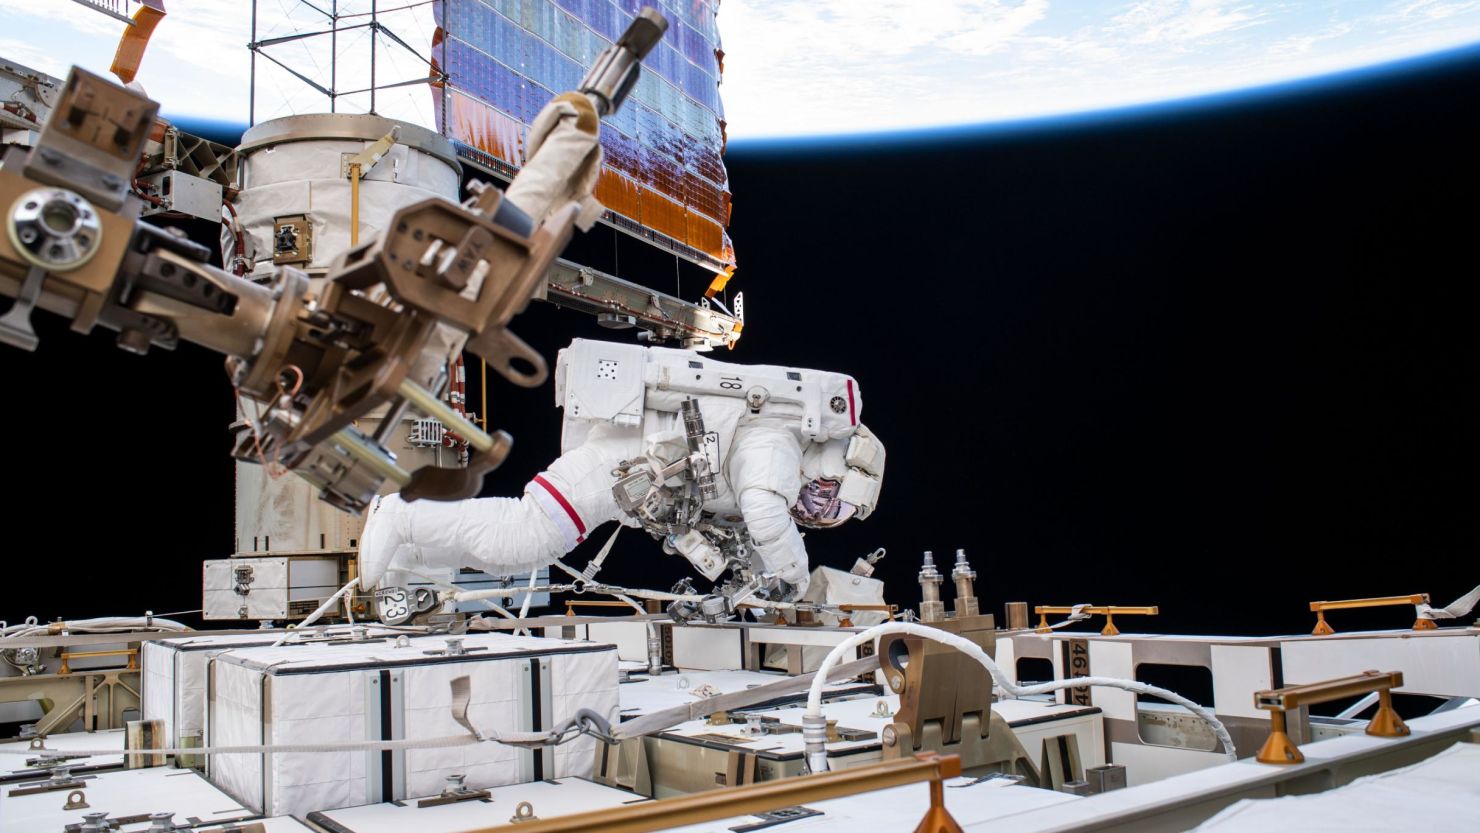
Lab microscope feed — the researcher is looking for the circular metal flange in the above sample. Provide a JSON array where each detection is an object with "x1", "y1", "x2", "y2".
[{"x1": 7, "y1": 188, "x2": 102, "y2": 271}]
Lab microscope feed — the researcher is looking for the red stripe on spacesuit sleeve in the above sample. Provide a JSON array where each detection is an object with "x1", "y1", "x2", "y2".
[
  {"x1": 533, "y1": 475, "x2": 586, "y2": 542},
  {"x1": 845, "y1": 378, "x2": 857, "y2": 426}
]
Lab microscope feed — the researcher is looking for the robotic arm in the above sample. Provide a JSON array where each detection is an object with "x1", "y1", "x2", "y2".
[{"x1": 0, "y1": 12, "x2": 668, "y2": 516}]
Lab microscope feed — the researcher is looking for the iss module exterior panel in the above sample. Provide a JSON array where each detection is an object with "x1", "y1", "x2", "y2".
[
  {"x1": 1279, "y1": 631, "x2": 1480, "y2": 697},
  {"x1": 206, "y1": 633, "x2": 619, "y2": 818},
  {"x1": 235, "y1": 114, "x2": 462, "y2": 279},
  {"x1": 434, "y1": 0, "x2": 736, "y2": 266}
]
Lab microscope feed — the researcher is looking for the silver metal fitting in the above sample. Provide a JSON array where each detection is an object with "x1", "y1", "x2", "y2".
[
  {"x1": 7, "y1": 187, "x2": 103, "y2": 270},
  {"x1": 699, "y1": 594, "x2": 731, "y2": 622},
  {"x1": 802, "y1": 714, "x2": 830, "y2": 774},
  {"x1": 646, "y1": 635, "x2": 663, "y2": 676},
  {"x1": 951, "y1": 548, "x2": 979, "y2": 617},
  {"x1": 918, "y1": 551, "x2": 945, "y2": 623}
]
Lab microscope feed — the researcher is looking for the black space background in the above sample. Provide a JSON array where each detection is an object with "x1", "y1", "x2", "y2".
[{"x1": 2, "y1": 52, "x2": 1476, "y2": 638}]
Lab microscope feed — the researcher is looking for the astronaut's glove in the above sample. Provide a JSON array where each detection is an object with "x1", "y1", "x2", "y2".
[{"x1": 776, "y1": 575, "x2": 809, "y2": 603}]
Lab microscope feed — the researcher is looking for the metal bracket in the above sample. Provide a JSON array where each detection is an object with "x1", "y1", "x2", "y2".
[{"x1": 0, "y1": 265, "x2": 45, "y2": 350}]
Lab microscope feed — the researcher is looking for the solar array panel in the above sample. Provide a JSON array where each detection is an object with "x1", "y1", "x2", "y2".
[{"x1": 434, "y1": 0, "x2": 734, "y2": 270}]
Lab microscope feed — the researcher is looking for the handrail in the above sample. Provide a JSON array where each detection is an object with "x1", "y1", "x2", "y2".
[
  {"x1": 1035, "y1": 605, "x2": 1158, "y2": 636},
  {"x1": 447, "y1": 753, "x2": 964, "y2": 833},
  {"x1": 1309, "y1": 594, "x2": 1433, "y2": 635},
  {"x1": 1253, "y1": 670, "x2": 1409, "y2": 764}
]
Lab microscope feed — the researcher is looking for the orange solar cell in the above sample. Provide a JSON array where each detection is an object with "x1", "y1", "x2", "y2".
[
  {"x1": 448, "y1": 93, "x2": 526, "y2": 166},
  {"x1": 638, "y1": 187, "x2": 689, "y2": 243}
]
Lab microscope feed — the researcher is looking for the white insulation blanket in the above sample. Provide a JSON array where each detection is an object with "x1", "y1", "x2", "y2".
[
  {"x1": 142, "y1": 632, "x2": 285, "y2": 748},
  {"x1": 1194, "y1": 742, "x2": 1480, "y2": 831},
  {"x1": 143, "y1": 628, "x2": 405, "y2": 749},
  {"x1": 206, "y1": 632, "x2": 618, "y2": 819}
]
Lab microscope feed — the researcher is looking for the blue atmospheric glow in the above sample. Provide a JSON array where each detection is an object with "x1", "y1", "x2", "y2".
[
  {"x1": 164, "y1": 40, "x2": 1480, "y2": 156},
  {"x1": 727, "y1": 41, "x2": 1480, "y2": 155}
]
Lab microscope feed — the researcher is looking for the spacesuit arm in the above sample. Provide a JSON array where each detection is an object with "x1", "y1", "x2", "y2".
[
  {"x1": 728, "y1": 425, "x2": 811, "y2": 593},
  {"x1": 359, "y1": 427, "x2": 633, "y2": 586}
]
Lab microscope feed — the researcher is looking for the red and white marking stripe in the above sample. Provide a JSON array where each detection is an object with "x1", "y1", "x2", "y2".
[{"x1": 530, "y1": 474, "x2": 586, "y2": 550}]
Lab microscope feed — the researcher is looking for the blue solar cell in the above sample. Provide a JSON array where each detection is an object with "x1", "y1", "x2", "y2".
[{"x1": 438, "y1": 0, "x2": 731, "y2": 262}]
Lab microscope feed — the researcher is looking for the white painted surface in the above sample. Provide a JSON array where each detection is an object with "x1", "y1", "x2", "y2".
[
  {"x1": 0, "y1": 767, "x2": 254, "y2": 832},
  {"x1": 1087, "y1": 641, "x2": 1136, "y2": 722},
  {"x1": 311, "y1": 777, "x2": 648, "y2": 832},
  {"x1": 1192, "y1": 742, "x2": 1480, "y2": 830},
  {"x1": 996, "y1": 703, "x2": 1480, "y2": 831},
  {"x1": 310, "y1": 774, "x2": 1077, "y2": 833},
  {"x1": 1280, "y1": 630, "x2": 1480, "y2": 697},
  {"x1": 1111, "y1": 741, "x2": 1227, "y2": 787},
  {"x1": 671, "y1": 627, "x2": 745, "y2": 671},
  {"x1": 0, "y1": 729, "x2": 126, "y2": 776},
  {"x1": 995, "y1": 636, "x2": 1019, "y2": 686},
  {"x1": 587, "y1": 621, "x2": 652, "y2": 663},
  {"x1": 744, "y1": 626, "x2": 864, "y2": 648},
  {"x1": 1209, "y1": 645, "x2": 1274, "y2": 721},
  {"x1": 617, "y1": 669, "x2": 873, "y2": 718}
]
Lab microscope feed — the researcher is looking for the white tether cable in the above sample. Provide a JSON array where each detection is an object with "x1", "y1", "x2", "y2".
[
  {"x1": 271, "y1": 577, "x2": 361, "y2": 647},
  {"x1": 1417, "y1": 583, "x2": 1480, "y2": 623},
  {"x1": 801, "y1": 622, "x2": 1237, "y2": 773}
]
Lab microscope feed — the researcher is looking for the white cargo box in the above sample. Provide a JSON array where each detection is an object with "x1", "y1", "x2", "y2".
[
  {"x1": 202, "y1": 556, "x2": 344, "y2": 621},
  {"x1": 141, "y1": 626, "x2": 402, "y2": 750},
  {"x1": 207, "y1": 633, "x2": 618, "y2": 819}
]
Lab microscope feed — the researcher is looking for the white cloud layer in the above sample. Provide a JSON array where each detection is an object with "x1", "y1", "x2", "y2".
[{"x1": 1, "y1": 0, "x2": 1478, "y2": 139}]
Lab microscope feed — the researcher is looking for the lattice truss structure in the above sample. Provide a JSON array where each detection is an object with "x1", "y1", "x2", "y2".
[
  {"x1": 248, "y1": 0, "x2": 734, "y2": 276},
  {"x1": 248, "y1": 0, "x2": 444, "y2": 128},
  {"x1": 435, "y1": 0, "x2": 734, "y2": 272}
]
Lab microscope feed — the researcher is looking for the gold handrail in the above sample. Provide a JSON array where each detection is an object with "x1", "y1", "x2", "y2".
[
  {"x1": 58, "y1": 648, "x2": 138, "y2": 675},
  {"x1": 1253, "y1": 670, "x2": 1409, "y2": 764},
  {"x1": 1309, "y1": 594, "x2": 1432, "y2": 635},
  {"x1": 449, "y1": 753, "x2": 964, "y2": 833},
  {"x1": 837, "y1": 603, "x2": 898, "y2": 627},
  {"x1": 1034, "y1": 605, "x2": 1159, "y2": 636}
]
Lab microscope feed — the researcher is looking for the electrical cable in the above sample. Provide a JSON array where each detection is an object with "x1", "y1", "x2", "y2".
[{"x1": 801, "y1": 622, "x2": 1237, "y2": 774}]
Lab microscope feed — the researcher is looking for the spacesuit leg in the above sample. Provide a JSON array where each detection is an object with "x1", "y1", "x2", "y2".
[
  {"x1": 359, "y1": 425, "x2": 637, "y2": 586},
  {"x1": 727, "y1": 424, "x2": 811, "y2": 595}
]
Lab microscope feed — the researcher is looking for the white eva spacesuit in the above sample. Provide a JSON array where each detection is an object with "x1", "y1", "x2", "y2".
[{"x1": 359, "y1": 339, "x2": 885, "y2": 598}]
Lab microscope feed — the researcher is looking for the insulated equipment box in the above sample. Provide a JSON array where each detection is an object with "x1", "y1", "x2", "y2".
[
  {"x1": 141, "y1": 626, "x2": 401, "y2": 751},
  {"x1": 202, "y1": 555, "x2": 343, "y2": 621},
  {"x1": 206, "y1": 633, "x2": 619, "y2": 818}
]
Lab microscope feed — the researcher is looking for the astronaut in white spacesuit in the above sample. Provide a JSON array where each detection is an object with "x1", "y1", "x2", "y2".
[{"x1": 358, "y1": 339, "x2": 885, "y2": 603}]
